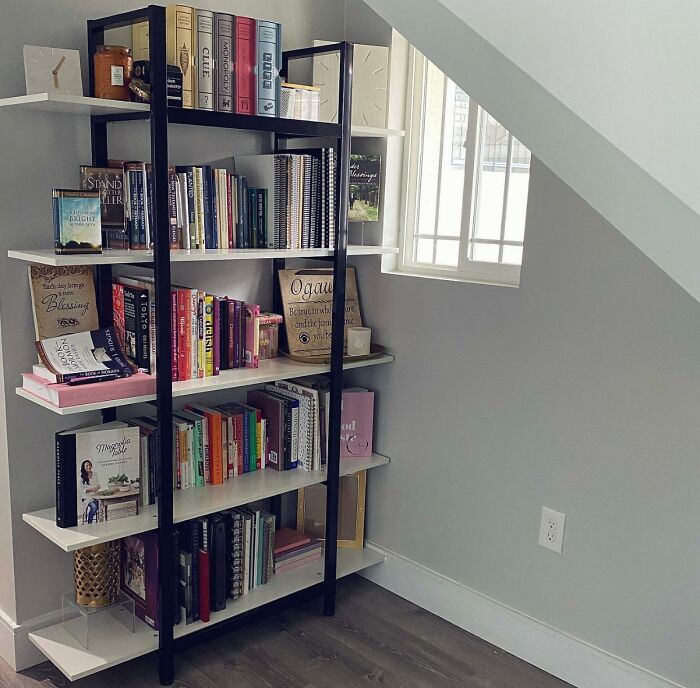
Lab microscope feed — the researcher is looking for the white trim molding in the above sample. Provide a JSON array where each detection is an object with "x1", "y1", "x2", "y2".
[
  {"x1": 0, "y1": 605, "x2": 63, "y2": 671},
  {"x1": 361, "y1": 542, "x2": 685, "y2": 688}
]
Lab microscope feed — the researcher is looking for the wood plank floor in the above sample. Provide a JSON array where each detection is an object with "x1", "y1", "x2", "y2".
[{"x1": 2, "y1": 577, "x2": 572, "y2": 688}]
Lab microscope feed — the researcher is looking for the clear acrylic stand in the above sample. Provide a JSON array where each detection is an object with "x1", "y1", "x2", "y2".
[{"x1": 61, "y1": 591, "x2": 135, "y2": 649}]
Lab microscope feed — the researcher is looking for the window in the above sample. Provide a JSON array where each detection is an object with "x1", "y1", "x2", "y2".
[{"x1": 400, "y1": 51, "x2": 531, "y2": 286}]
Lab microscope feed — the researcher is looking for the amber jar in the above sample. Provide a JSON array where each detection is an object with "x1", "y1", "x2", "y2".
[{"x1": 94, "y1": 45, "x2": 132, "y2": 100}]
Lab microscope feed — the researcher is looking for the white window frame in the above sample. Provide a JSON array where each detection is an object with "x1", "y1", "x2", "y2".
[{"x1": 398, "y1": 49, "x2": 526, "y2": 287}]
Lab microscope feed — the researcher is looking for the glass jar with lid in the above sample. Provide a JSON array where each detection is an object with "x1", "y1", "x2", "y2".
[{"x1": 93, "y1": 45, "x2": 132, "y2": 101}]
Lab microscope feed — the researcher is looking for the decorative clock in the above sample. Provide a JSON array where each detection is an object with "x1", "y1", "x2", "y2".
[
  {"x1": 313, "y1": 41, "x2": 388, "y2": 128},
  {"x1": 23, "y1": 45, "x2": 83, "y2": 96}
]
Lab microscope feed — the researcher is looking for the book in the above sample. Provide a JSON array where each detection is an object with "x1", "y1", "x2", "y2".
[
  {"x1": 166, "y1": 5, "x2": 195, "y2": 108},
  {"x1": 349, "y1": 154, "x2": 381, "y2": 222},
  {"x1": 28, "y1": 265, "x2": 99, "y2": 340},
  {"x1": 215, "y1": 13, "x2": 234, "y2": 112},
  {"x1": 21, "y1": 371, "x2": 155, "y2": 408},
  {"x1": 256, "y1": 20, "x2": 281, "y2": 117},
  {"x1": 333, "y1": 388, "x2": 375, "y2": 457},
  {"x1": 132, "y1": 21, "x2": 150, "y2": 61},
  {"x1": 79, "y1": 165, "x2": 125, "y2": 230},
  {"x1": 195, "y1": 9, "x2": 214, "y2": 110},
  {"x1": 35, "y1": 326, "x2": 134, "y2": 383},
  {"x1": 53, "y1": 189, "x2": 102, "y2": 254},
  {"x1": 234, "y1": 16, "x2": 256, "y2": 114},
  {"x1": 56, "y1": 421, "x2": 140, "y2": 528},
  {"x1": 122, "y1": 284, "x2": 150, "y2": 373},
  {"x1": 121, "y1": 532, "x2": 159, "y2": 629},
  {"x1": 274, "y1": 528, "x2": 311, "y2": 555}
]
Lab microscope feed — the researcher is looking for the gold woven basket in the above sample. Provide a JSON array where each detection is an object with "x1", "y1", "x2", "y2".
[{"x1": 73, "y1": 541, "x2": 120, "y2": 608}]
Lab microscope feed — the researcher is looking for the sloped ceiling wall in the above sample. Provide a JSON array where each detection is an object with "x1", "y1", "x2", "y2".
[{"x1": 364, "y1": 0, "x2": 700, "y2": 302}]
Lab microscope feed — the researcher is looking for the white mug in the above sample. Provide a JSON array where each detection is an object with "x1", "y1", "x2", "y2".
[{"x1": 347, "y1": 327, "x2": 371, "y2": 356}]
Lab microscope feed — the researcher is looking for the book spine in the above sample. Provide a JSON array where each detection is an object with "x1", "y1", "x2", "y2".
[
  {"x1": 201, "y1": 166, "x2": 215, "y2": 249},
  {"x1": 256, "y1": 21, "x2": 281, "y2": 117},
  {"x1": 123, "y1": 287, "x2": 150, "y2": 373},
  {"x1": 234, "y1": 17, "x2": 256, "y2": 114},
  {"x1": 227, "y1": 301, "x2": 235, "y2": 370},
  {"x1": 168, "y1": 171, "x2": 179, "y2": 248},
  {"x1": 190, "y1": 290, "x2": 199, "y2": 379},
  {"x1": 127, "y1": 168, "x2": 143, "y2": 249},
  {"x1": 212, "y1": 296, "x2": 220, "y2": 375},
  {"x1": 199, "y1": 549, "x2": 210, "y2": 622},
  {"x1": 234, "y1": 414, "x2": 244, "y2": 476},
  {"x1": 226, "y1": 173, "x2": 234, "y2": 248},
  {"x1": 215, "y1": 13, "x2": 234, "y2": 112},
  {"x1": 185, "y1": 169, "x2": 196, "y2": 247},
  {"x1": 197, "y1": 292, "x2": 205, "y2": 378},
  {"x1": 196, "y1": 10, "x2": 214, "y2": 110},
  {"x1": 55, "y1": 434, "x2": 77, "y2": 528},
  {"x1": 193, "y1": 167, "x2": 205, "y2": 249},
  {"x1": 52, "y1": 193, "x2": 60, "y2": 252},
  {"x1": 238, "y1": 300, "x2": 246, "y2": 371},
  {"x1": 170, "y1": 290, "x2": 178, "y2": 381},
  {"x1": 204, "y1": 296, "x2": 214, "y2": 377},
  {"x1": 166, "y1": 5, "x2": 195, "y2": 109},
  {"x1": 177, "y1": 290, "x2": 189, "y2": 380}
]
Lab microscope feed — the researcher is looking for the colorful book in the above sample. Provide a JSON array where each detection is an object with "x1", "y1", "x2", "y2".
[
  {"x1": 234, "y1": 16, "x2": 256, "y2": 114},
  {"x1": 121, "y1": 532, "x2": 159, "y2": 629},
  {"x1": 215, "y1": 13, "x2": 234, "y2": 112},
  {"x1": 53, "y1": 189, "x2": 101, "y2": 254},
  {"x1": 166, "y1": 5, "x2": 195, "y2": 108},
  {"x1": 256, "y1": 20, "x2": 281, "y2": 117},
  {"x1": 195, "y1": 9, "x2": 214, "y2": 110}
]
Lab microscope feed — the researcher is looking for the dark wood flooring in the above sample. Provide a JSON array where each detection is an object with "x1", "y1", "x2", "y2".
[{"x1": 2, "y1": 577, "x2": 572, "y2": 688}]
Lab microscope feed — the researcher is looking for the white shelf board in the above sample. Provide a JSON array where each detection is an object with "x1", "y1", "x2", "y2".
[
  {"x1": 28, "y1": 547, "x2": 384, "y2": 681},
  {"x1": 0, "y1": 93, "x2": 149, "y2": 116},
  {"x1": 23, "y1": 454, "x2": 390, "y2": 552},
  {"x1": 8, "y1": 244, "x2": 399, "y2": 266},
  {"x1": 15, "y1": 353, "x2": 394, "y2": 415},
  {"x1": 351, "y1": 125, "x2": 405, "y2": 138}
]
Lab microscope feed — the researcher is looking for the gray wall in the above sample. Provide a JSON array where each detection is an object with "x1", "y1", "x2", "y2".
[{"x1": 353, "y1": 157, "x2": 700, "y2": 687}]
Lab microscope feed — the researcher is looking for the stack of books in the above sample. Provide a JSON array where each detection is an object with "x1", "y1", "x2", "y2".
[
  {"x1": 112, "y1": 273, "x2": 280, "y2": 380},
  {"x1": 132, "y1": 6, "x2": 281, "y2": 116},
  {"x1": 237, "y1": 150, "x2": 337, "y2": 249},
  {"x1": 273, "y1": 528, "x2": 322, "y2": 574},
  {"x1": 121, "y1": 506, "x2": 277, "y2": 629}
]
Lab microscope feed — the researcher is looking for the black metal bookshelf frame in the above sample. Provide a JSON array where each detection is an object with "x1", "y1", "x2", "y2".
[{"x1": 86, "y1": 6, "x2": 353, "y2": 684}]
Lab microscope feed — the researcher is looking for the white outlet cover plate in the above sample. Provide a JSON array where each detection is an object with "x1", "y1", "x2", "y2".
[{"x1": 539, "y1": 506, "x2": 566, "y2": 554}]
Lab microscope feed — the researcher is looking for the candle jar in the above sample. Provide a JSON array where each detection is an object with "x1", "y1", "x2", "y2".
[{"x1": 93, "y1": 45, "x2": 132, "y2": 100}]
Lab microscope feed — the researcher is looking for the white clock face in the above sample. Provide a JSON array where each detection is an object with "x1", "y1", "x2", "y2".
[
  {"x1": 312, "y1": 41, "x2": 388, "y2": 128},
  {"x1": 24, "y1": 45, "x2": 83, "y2": 96}
]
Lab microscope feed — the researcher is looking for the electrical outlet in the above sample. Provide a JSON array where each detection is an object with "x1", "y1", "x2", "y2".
[{"x1": 538, "y1": 507, "x2": 566, "y2": 554}]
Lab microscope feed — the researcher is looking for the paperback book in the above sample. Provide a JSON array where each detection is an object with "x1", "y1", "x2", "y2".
[
  {"x1": 55, "y1": 421, "x2": 140, "y2": 528},
  {"x1": 53, "y1": 189, "x2": 102, "y2": 255},
  {"x1": 348, "y1": 154, "x2": 381, "y2": 222}
]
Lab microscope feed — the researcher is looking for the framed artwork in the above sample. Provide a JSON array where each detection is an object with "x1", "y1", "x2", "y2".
[
  {"x1": 296, "y1": 470, "x2": 366, "y2": 549},
  {"x1": 23, "y1": 45, "x2": 83, "y2": 96}
]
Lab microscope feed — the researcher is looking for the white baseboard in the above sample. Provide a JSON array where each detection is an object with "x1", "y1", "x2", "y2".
[
  {"x1": 361, "y1": 542, "x2": 685, "y2": 688},
  {"x1": 0, "y1": 605, "x2": 62, "y2": 671}
]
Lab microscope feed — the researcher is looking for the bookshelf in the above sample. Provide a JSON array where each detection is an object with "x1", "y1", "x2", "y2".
[
  {"x1": 7, "y1": 6, "x2": 392, "y2": 685},
  {"x1": 28, "y1": 547, "x2": 384, "y2": 681}
]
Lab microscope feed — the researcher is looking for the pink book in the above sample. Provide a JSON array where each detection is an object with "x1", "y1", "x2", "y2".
[
  {"x1": 338, "y1": 389, "x2": 375, "y2": 458},
  {"x1": 21, "y1": 372, "x2": 156, "y2": 408},
  {"x1": 274, "y1": 528, "x2": 310, "y2": 555},
  {"x1": 245, "y1": 303, "x2": 260, "y2": 368},
  {"x1": 275, "y1": 551, "x2": 322, "y2": 575}
]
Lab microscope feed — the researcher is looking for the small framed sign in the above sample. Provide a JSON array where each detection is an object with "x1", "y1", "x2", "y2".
[
  {"x1": 278, "y1": 267, "x2": 362, "y2": 358},
  {"x1": 297, "y1": 470, "x2": 366, "y2": 549}
]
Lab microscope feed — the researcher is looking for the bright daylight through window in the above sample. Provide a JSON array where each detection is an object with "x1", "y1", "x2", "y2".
[{"x1": 401, "y1": 51, "x2": 532, "y2": 285}]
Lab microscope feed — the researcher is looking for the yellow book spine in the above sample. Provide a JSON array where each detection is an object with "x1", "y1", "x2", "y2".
[
  {"x1": 166, "y1": 5, "x2": 195, "y2": 108},
  {"x1": 204, "y1": 295, "x2": 214, "y2": 377}
]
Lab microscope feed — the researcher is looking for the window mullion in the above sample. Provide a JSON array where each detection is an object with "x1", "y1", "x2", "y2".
[
  {"x1": 498, "y1": 133, "x2": 514, "y2": 263},
  {"x1": 431, "y1": 72, "x2": 448, "y2": 265},
  {"x1": 458, "y1": 100, "x2": 480, "y2": 269}
]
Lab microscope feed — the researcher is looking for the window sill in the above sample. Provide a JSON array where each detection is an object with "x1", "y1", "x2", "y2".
[{"x1": 383, "y1": 267, "x2": 520, "y2": 288}]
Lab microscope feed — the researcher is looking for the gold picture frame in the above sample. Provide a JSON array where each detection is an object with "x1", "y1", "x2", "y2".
[{"x1": 296, "y1": 470, "x2": 366, "y2": 549}]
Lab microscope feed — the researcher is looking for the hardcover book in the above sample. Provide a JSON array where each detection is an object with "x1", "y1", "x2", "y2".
[
  {"x1": 35, "y1": 326, "x2": 134, "y2": 383},
  {"x1": 166, "y1": 5, "x2": 195, "y2": 108},
  {"x1": 234, "y1": 16, "x2": 256, "y2": 114},
  {"x1": 121, "y1": 532, "x2": 159, "y2": 629},
  {"x1": 348, "y1": 155, "x2": 381, "y2": 222},
  {"x1": 195, "y1": 9, "x2": 214, "y2": 110},
  {"x1": 28, "y1": 265, "x2": 99, "y2": 340},
  {"x1": 215, "y1": 13, "x2": 234, "y2": 112},
  {"x1": 55, "y1": 421, "x2": 140, "y2": 528},
  {"x1": 53, "y1": 189, "x2": 102, "y2": 254},
  {"x1": 79, "y1": 165, "x2": 125, "y2": 229},
  {"x1": 256, "y1": 20, "x2": 281, "y2": 117}
]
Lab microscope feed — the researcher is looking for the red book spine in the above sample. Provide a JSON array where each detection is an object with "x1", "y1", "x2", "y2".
[
  {"x1": 177, "y1": 289, "x2": 189, "y2": 381},
  {"x1": 255, "y1": 409, "x2": 262, "y2": 470},
  {"x1": 226, "y1": 173, "x2": 234, "y2": 248},
  {"x1": 227, "y1": 301, "x2": 235, "y2": 368},
  {"x1": 112, "y1": 283, "x2": 125, "y2": 351},
  {"x1": 234, "y1": 17, "x2": 256, "y2": 114},
  {"x1": 199, "y1": 549, "x2": 210, "y2": 622},
  {"x1": 170, "y1": 290, "x2": 178, "y2": 381}
]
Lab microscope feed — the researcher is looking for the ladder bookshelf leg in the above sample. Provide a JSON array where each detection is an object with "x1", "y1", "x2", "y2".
[
  {"x1": 323, "y1": 41, "x2": 353, "y2": 618},
  {"x1": 147, "y1": 6, "x2": 175, "y2": 685}
]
